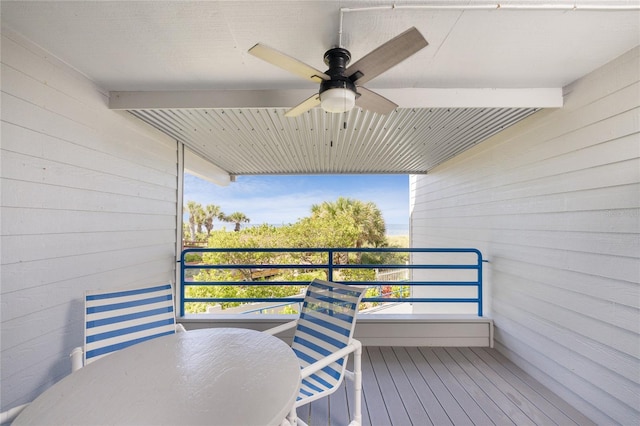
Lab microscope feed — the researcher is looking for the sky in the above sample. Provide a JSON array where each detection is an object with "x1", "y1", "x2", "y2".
[{"x1": 183, "y1": 174, "x2": 410, "y2": 235}]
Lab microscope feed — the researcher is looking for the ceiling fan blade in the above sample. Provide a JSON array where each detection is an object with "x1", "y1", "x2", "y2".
[
  {"x1": 284, "y1": 93, "x2": 321, "y2": 117},
  {"x1": 345, "y1": 27, "x2": 428, "y2": 85},
  {"x1": 248, "y1": 43, "x2": 330, "y2": 83},
  {"x1": 355, "y1": 87, "x2": 398, "y2": 115}
]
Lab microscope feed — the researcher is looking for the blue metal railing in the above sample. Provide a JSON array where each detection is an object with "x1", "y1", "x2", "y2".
[{"x1": 179, "y1": 247, "x2": 485, "y2": 316}]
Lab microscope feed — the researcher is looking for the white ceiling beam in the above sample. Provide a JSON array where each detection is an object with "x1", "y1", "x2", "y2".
[
  {"x1": 184, "y1": 148, "x2": 230, "y2": 187},
  {"x1": 109, "y1": 88, "x2": 562, "y2": 110}
]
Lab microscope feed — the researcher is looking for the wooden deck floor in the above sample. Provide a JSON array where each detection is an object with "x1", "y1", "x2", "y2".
[{"x1": 298, "y1": 347, "x2": 595, "y2": 426}]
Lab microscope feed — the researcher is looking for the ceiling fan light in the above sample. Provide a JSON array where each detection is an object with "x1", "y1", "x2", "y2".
[{"x1": 320, "y1": 88, "x2": 356, "y2": 113}]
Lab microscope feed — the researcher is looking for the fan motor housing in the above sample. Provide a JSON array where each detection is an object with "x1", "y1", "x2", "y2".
[{"x1": 320, "y1": 48, "x2": 357, "y2": 96}]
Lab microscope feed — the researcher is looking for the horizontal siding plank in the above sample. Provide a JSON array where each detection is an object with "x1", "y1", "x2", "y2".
[
  {"x1": 2, "y1": 318, "x2": 83, "y2": 382},
  {"x1": 563, "y1": 46, "x2": 639, "y2": 105},
  {"x1": 0, "y1": 333, "x2": 72, "y2": 410},
  {"x1": 1, "y1": 229, "x2": 175, "y2": 265},
  {"x1": 412, "y1": 88, "x2": 639, "y2": 195},
  {"x1": 1, "y1": 31, "x2": 109, "y2": 107},
  {"x1": 414, "y1": 179, "x2": 640, "y2": 218},
  {"x1": 413, "y1": 226, "x2": 639, "y2": 259},
  {"x1": 494, "y1": 282, "x2": 639, "y2": 357},
  {"x1": 493, "y1": 310, "x2": 639, "y2": 411},
  {"x1": 1, "y1": 44, "x2": 177, "y2": 168},
  {"x1": 2, "y1": 123, "x2": 177, "y2": 197},
  {"x1": 1, "y1": 207, "x2": 174, "y2": 236},
  {"x1": 412, "y1": 208, "x2": 640, "y2": 234},
  {"x1": 1, "y1": 257, "x2": 175, "y2": 326},
  {"x1": 1, "y1": 244, "x2": 174, "y2": 294},
  {"x1": 491, "y1": 298, "x2": 638, "y2": 385},
  {"x1": 495, "y1": 270, "x2": 639, "y2": 332},
  {"x1": 2, "y1": 178, "x2": 175, "y2": 215},
  {"x1": 0, "y1": 92, "x2": 176, "y2": 181},
  {"x1": 494, "y1": 257, "x2": 638, "y2": 307},
  {"x1": 414, "y1": 142, "x2": 636, "y2": 222},
  {"x1": 2, "y1": 261, "x2": 175, "y2": 325}
]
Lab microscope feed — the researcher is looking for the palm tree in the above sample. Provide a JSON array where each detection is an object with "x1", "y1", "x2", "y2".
[
  {"x1": 204, "y1": 204, "x2": 224, "y2": 236},
  {"x1": 185, "y1": 201, "x2": 204, "y2": 243},
  {"x1": 224, "y1": 212, "x2": 250, "y2": 232},
  {"x1": 311, "y1": 197, "x2": 387, "y2": 248}
]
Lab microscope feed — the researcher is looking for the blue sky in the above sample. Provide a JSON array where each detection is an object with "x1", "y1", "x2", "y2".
[{"x1": 184, "y1": 174, "x2": 409, "y2": 235}]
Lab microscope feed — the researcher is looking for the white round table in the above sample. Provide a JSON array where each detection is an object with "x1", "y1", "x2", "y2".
[{"x1": 15, "y1": 328, "x2": 301, "y2": 426}]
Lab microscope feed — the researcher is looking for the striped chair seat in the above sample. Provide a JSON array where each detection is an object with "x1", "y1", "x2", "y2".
[{"x1": 82, "y1": 283, "x2": 178, "y2": 366}]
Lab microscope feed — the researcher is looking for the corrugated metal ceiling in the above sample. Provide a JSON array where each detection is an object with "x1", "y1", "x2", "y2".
[{"x1": 130, "y1": 106, "x2": 537, "y2": 175}]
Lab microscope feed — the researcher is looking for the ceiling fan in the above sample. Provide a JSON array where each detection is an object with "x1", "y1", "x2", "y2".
[{"x1": 248, "y1": 27, "x2": 428, "y2": 117}]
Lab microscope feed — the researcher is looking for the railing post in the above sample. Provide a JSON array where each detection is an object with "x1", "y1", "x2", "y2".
[
  {"x1": 328, "y1": 248, "x2": 334, "y2": 281},
  {"x1": 179, "y1": 251, "x2": 185, "y2": 317},
  {"x1": 477, "y1": 250, "x2": 483, "y2": 317}
]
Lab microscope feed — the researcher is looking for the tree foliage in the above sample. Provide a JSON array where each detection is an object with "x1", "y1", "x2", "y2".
[
  {"x1": 223, "y1": 211, "x2": 251, "y2": 232},
  {"x1": 184, "y1": 202, "x2": 229, "y2": 242},
  {"x1": 183, "y1": 197, "x2": 406, "y2": 313}
]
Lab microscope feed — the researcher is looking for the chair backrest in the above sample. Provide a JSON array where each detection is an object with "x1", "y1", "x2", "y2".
[
  {"x1": 84, "y1": 283, "x2": 177, "y2": 365},
  {"x1": 292, "y1": 279, "x2": 366, "y2": 397}
]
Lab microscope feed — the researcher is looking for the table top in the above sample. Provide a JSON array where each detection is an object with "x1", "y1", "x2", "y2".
[{"x1": 15, "y1": 328, "x2": 301, "y2": 426}]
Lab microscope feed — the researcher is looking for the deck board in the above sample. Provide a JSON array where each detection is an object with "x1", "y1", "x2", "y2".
[
  {"x1": 393, "y1": 347, "x2": 453, "y2": 426},
  {"x1": 300, "y1": 346, "x2": 594, "y2": 426},
  {"x1": 432, "y1": 347, "x2": 518, "y2": 425},
  {"x1": 379, "y1": 347, "x2": 431, "y2": 425}
]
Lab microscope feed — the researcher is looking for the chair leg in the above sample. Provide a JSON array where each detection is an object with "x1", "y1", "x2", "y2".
[
  {"x1": 286, "y1": 406, "x2": 299, "y2": 426},
  {"x1": 349, "y1": 341, "x2": 363, "y2": 426}
]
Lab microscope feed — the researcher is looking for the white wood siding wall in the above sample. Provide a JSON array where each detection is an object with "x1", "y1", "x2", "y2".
[
  {"x1": 0, "y1": 29, "x2": 179, "y2": 411},
  {"x1": 410, "y1": 46, "x2": 639, "y2": 425}
]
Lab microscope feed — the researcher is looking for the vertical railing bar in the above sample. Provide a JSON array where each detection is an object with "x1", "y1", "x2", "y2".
[
  {"x1": 328, "y1": 249, "x2": 334, "y2": 281},
  {"x1": 477, "y1": 250, "x2": 483, "y2": 317},
  {"x1": 180, "y1": 251, "x2": 186, "y2": 317}
]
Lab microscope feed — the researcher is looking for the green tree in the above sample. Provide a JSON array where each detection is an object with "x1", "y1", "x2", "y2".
[
  {"x1": 182, "y1": 222, "x2": 191, "y2": 242},
  {"x1": 204, "y1": 204, "x2": 224, "y2": 236},
  {"x1": 311, "y1": 197, "x2": 387, "y2": 249},
  {"x1": 184, "y1": 198, "x2": 397, "y2": 314},
  {"x1": 224, "y1": 211, "x2": 250, "y2": 232},
  {"x1": 185, "y1": 201, "x2": 205, "y2": 242}
]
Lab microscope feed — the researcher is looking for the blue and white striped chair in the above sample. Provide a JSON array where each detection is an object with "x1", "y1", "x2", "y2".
[
  {"x1": 266, "y1": 279, "x2": 366, "y2": 426},
  {"x1": 71, "y1": 283, "x2": 184, "y2": 371}
]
